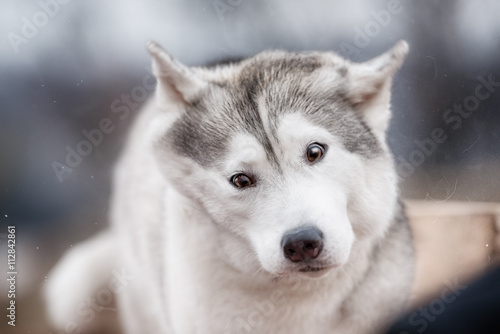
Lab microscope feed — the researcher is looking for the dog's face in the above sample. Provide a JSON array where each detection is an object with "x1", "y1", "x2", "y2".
[{"x1": 147, "y1": 42, "x2": 408, "y2": 278}]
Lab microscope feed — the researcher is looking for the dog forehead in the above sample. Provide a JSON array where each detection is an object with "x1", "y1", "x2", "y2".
[
  {"x1": 224, "y1": 133, "x2": 268, "y2": 170},
  {"x1": 164, "y1": 50, "x2": 380, "y2": 168},
  {"x1": 165, "y1": 53, "x2": 322, "y2": 165}
]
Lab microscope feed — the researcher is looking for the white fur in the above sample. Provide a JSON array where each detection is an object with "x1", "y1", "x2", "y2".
[{"x1": 44, "y1": 231, "x2": 115, "y2": 331}]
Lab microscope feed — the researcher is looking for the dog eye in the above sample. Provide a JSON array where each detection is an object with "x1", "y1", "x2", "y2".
[
  {"x1": 306, "y1": 143, "x2": 325, "y2": 163},
  {"x1": 230, "y1": 173, "x2": 255, "y2": 189}
]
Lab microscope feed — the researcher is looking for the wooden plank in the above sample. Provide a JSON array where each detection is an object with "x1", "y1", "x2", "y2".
[{"x1": 404, "y1": 200, "x2": 499, "y2": 306}]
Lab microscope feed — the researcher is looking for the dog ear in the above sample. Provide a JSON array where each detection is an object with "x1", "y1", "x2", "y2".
[
  {"x1": 147, "y1": 41, "x2": 208, "y2": 106},
  {"x1": 347, "y1": 40, "x2": 409, "y2": 134}
]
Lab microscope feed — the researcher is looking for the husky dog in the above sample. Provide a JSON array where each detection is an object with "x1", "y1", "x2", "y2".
[{"x1": 45, "y1": 41, "x2": 414, "y2": 334}]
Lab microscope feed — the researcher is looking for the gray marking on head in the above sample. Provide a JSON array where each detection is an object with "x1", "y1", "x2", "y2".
[
  {"x1": 162, "y1": 50, "x2": 382, "y2": 170},
  {"x1": 232, "y1": 53, "x2": 324, "y2": 168}
]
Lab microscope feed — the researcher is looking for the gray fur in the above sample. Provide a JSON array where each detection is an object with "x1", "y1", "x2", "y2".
[{"x1": 164, "y1": 50, "x2": 382, "y2": 169}]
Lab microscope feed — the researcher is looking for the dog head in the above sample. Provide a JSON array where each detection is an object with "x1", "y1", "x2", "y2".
[{"x1": 147, "y1": 41, "x2": 408, "y2": 278}]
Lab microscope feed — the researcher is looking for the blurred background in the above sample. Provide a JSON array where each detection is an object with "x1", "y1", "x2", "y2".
[{"x1": 0, "y1": 0, "x2": 499, "y2": 333}]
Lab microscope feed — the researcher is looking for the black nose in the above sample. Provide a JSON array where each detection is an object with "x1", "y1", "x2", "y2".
[{"x1": 281, "y1": 226, "x2": 324, "y2": 262}]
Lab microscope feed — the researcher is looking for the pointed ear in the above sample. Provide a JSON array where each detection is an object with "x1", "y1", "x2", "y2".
[
  {"x1": 146, "y1": 41, "x2": 208, "y2": 105},
  {"x1": 347, "y1": 40, "x2": 409, "y2": 133}
]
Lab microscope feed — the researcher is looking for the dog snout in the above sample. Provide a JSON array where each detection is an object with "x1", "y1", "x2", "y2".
[{"x1": 281, "y1": 226, "x2": 324, "y2": 262}]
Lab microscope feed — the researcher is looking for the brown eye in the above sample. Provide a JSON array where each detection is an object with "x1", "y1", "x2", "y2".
[
  {"x1": 231, "y1": 173, "x2": 255, "y2": 189},
  {"x1": 306, "y1": 143, "x2": 325, "y2": 163}
]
